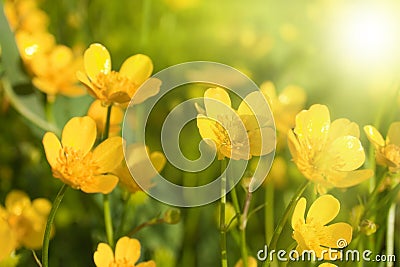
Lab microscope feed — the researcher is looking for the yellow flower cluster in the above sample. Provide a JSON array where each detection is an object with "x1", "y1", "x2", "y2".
[
  {"x1": 0, "y1": 190, "x2": 52, "y2": 261},
  {"x1": 4, "y1": 0, "x2": 85, "y2": 100}
]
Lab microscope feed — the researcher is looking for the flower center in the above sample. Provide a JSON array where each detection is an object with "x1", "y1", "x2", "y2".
[
  {"x1": 93, "y1": 71, "x2": 138, "y2": 101},
  {"x1": 293, "y1": 219, "x2": 327, "y2": 252},
  {"x1": 54, "y1": 147, "x2": 99, "y2": 189}
]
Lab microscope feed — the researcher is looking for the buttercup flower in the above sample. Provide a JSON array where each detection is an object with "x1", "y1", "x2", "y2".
[
  {"x1": 31, "y1": 45, "x2": 85, "y2": 99},
  {"x1": 288, "y1": 104, "x2": 373, "y2": 194},
  {"x1": 196, "y1": 87, "x2": 275, "y2": 160},
  {"x1": 261, "y1": 81, "x2": 306, "y2": 149},
  {"x1": 291, "y1": 194, "x2": 352, "y2": 260},
  {"x1": 77, "y1": 43, "x2": 159, "y2": 105},
  {"x1": 113, "y1": 144, "x2": 166, "y2": 193},
  {"x1": 42, "y1": 116, "x2": 123, "y2": 194},
  {"x1": 364, "y1": 122, "x2": 400, "y2": 173},
  {"x1": 94, "y1": 236, "x2": 156, "y2": 267},
  {"x1": 0, "y1": 190, "x2": 52, "y2": 261}
]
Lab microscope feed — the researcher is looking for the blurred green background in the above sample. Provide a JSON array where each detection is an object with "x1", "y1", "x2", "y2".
[{"x1": 1, "y1": 0, "x2": 400, "y2": 266}]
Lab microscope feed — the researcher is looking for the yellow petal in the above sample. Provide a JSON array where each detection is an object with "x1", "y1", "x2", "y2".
[
  {"x1": 136, "y1": 261, "x2": 156, "y2": 267},
  {"x1": 249, "y1": 127, "x2": 275, "y2": 156},
  {"x1": 291, "y1": 197, "x2": 306, "y2": 229},
  {"x1": 94, "y1": 243, "x2": 114, "y2": 267},
  {"x1": 330, "y1": 169, "x2": 373, "y2": 188},
  {"x1": 318, "y1": 264, "x2": 338, "y2": 267},
  {"x1": 0, "y1": 220, "x2": 16, "y2": 262},
  {"x1": 150, "y1": 151, "x2": 167, "y2": 172},
  {"x1": 119, "y1": 54, "x2": 153, "y2": 85},
  {"x1": 238, "y1": 91, "x2": 273, "y2": 128},
  {"x1": 61, "y1": 116, "x2": 97, "y2": 156},
  {"x1": 32, "y1": 198, "x2": 52, "y2": 216},
  {"x1": 80, "y1": 174, "x2": 119, "y2": 194},
  {"x1": 115, "y1": 237, "x2": 141, "y2": 264},
  {"x1": 287, "y1": 130, "x2": 301, "y2": 162},
  {"x1": 364, "y1": 125, "x2": 384, "y2": 147},
  {"x1": 76, "y1": 71, "x2": 94, "y2": 90},
  {"x1": 306, "y1": 195, "x2": 339, "y2": 225},
  {"x1": 50, "y1": 45, "x2": 73, "y2": 69},
  {"x1": 260, "y1": 81, "x2": 277, "y2": 107},
  {"x1": 386, "y1": 122, "x2": 400, "y2": 146},
  {"x1": 204, "y1": 87, "x2": 232, "y2": 119},
  {"x1": 42, "y1": 132, "x2": 62, "y2": 169},
  {"x1": 5, "y1": 190, "x2": 31, "y2": 215},
  {"x1": 295, "y1": 104, "x2": 330, "y2": 151},
  {"x1": 93, "y1": 137, "x2": 124, "y2": 173},
  {"x1": 130, "y1": 77, "x2": 161, "y2": 105},
  {"x1": 329, "y1": 118, "x2": 360, "y2": 140},
  {"x1": 84, "y1": 43, "x2": 111, "y2": 81},
  {"x1": 324, "y1": 136, "x2": 365, "y2": 172},
  {"x1": 196, "y1": 115, "x2": 219, "y2": 145},
  {"x1": 321, "y1": 222, "x2": 353, "y2": 248}
]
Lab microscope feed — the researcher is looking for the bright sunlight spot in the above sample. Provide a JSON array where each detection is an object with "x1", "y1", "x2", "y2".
[{"x1": 331, "y1": 2, "x2": 400, "y2": 68}]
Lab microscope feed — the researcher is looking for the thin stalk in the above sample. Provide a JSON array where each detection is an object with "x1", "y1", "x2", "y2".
[
  {"x1": 239, "y1": 191, "x2": 252, "y2": 267},
  {"x1": 266, "y1": 180, "x2": 309, "y2": 267},
  {"x1": 102, "y1": 105, "x2": 114, "y2": 247},
  {"x1": 42, "y1": 184, "x2": 68, "y2": 267},
  {"x1": 265, "y1": 183, "x2": 274, "y2": 244},
  {"x1": 386, "y1": 202, "x2": 396, "y2": 267},
  {"x1": 220, "y1": 159, "x2": 228, "y2": 267}
]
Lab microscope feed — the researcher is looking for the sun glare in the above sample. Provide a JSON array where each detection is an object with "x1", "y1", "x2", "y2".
[{"x1": 331, "y1": 2, "x2": 400, "y2": 68}]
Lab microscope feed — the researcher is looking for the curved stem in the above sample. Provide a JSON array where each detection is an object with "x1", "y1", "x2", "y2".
[
  {"x1": 265, "y1": 183, "x2": 274, "y2": 244},
  {"x1": 220, "y1": 159, "x2": 228, "y2": 267},
  {"x1": 386, "y1": 202, "x2": 396, "y2": 267},
  {"x1": 266, "y1": 180, "x2": 309, "y2": 266},
  {"x1": 42, "y1": 184, "x2": 68, "y2": 267},
  {"x1": 1, "y1": 77, "x2": 60, "y2": 135}
]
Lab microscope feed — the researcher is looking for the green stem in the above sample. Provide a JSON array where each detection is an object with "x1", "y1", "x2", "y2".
[
  {"x1": 1, "y1": 77, "x2": 60, "y2": 135},
  {"x1": 140, "y1": 0, "x2": 151, "y2": 46},
  {"x1": 42, "y1": 184, "x2": 68, "y2": 267},
  {"x1": 266, "y1": 180, "x2": 309, "y2": 266},
  {"x1": 220, "y1": 159, "x2": 228, "y2": 267},
  {"x1": 386, "y1": 202, "x2": 396, "y2": 267},
  {"x1": 102, "y1": 105, "x2": 114, "y2": 246},
  {"x1": 239, "y1": 191, "x2": 252, "y2": 267},
  {"x1": 265, "y1": 183, "x2": 274, "y2": 244},
  {"x1": 44, "y1": 97, "x2": 56, "y2": 125},
  {"x1": 103, "y1": 194, "x2": 114, "y2": 247}
]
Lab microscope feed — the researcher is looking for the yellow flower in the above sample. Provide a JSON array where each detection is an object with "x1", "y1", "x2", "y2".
[
  {"x1": 288, "y1": 104, "x2": 373, "y2": 194},
  {"x1": 87, "y1": 100, "x2": 124, "y2": 137},
  {"x1": 291, "y1": 194, "x2": 352, "y2": 260},
  {"x1": 42, "y1": 116, "x2": 123, "y2": 194},
  {"x1": 15, "y1": 30, "x2": 55, "y2": 62},
  {"x1": 364, "y1": 122, "x2": 400, "y2": 173},
  {"x1": 0, "y1": 190, "x2": 52, "y2": 261},
  {"x1": 77, "y1": 43, "x2": 158, "y2": 105},
  {"x1": 113, "y1": 144, "x2": 166, "y2": 194},
  {"x1": 94, "y1": 236, "x2": 156, "y2": 267},
  {"x1": 196, "y1": 87, "x2": 275, "y2": 160},
  {"x1": 31, "y1": 45, "x2": 85, "y2": 99},
  {"x1": 260, "y1": 81, "x2": 306, "y2": 142},
  {"x1": 234, "y1": 256, "x2": 257, "y2": 267},
  {"x1": 318, "y1": 264, "x2": 337, "y2": 267}
]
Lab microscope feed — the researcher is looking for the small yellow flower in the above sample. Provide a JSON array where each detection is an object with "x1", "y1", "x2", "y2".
[
  {"x1": 113, "y1": 144, "x2": 166, "y2": 194},
  {"x1": 77, "y1": 43, "x2": 158, "y2": 105},
  {"x1": 234, "y1": 256, "x2": 257, "y2": 267},
  {"x1": 0, "y1": 190, "x2": 52, "y2": 261},
  {"x1": 196, "y1": 87, "x2": 275, "y2": 160},
  {"x1": 364, "y1": 122, "x2": 400, "y2": 173},
  {"x1": 291, "y1": 194, "x2": 352, "y2": 260},
  {"x1": 288, "y1": 104, "x2": 373, "y2": 194},
  {"x1": 31, "y1": 45, "x2": 85, "y2": 99},
  {"x1": 42, "y1": 116, "x2": 123, "y2": 194},
  {"x1": 94, "y1": 236, "x2": 156, "y2": 267},
  {"x1": 87, "y1": 100, "x2": 124, "y2": 136},
  {"x1": 260, "y1": 81, "x2": 306, "y2": 148}
]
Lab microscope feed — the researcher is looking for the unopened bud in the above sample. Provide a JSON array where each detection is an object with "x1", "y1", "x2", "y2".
[
  {"x1": 360, "y1": 219, "x2": 377, "y2": 236},
  {"x1": 163, "y1": 208, "x2": 181, "y2": 224}
]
